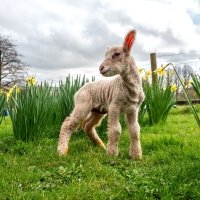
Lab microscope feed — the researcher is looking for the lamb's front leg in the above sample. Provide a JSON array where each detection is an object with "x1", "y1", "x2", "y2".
[
  {"x1": 107, "y1": 108, "x2": 121, "y2": 156},
  {"x1": 126, "y1": 110, "x2": 142, "y2": 160}
]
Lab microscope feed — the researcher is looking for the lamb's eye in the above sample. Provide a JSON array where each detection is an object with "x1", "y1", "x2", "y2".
[{"x1": 114, "y1": 52, "x2": 120, "y2": 56}]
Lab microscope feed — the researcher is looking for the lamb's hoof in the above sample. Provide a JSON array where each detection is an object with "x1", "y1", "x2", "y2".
[
  {"x1": 106, "y1": 148, "x2": 118, "y2": 157},
  {"x1": 58, "y1": 148, "x2": 68, "y2": 156},
  {"x1": 130, "y1": 153, "x2": 142, "y2": 160}
]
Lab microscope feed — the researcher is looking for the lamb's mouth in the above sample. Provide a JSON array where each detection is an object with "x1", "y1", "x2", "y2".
[{"x1": 100, "y1": 69, "x2": 109, "y2": 75}]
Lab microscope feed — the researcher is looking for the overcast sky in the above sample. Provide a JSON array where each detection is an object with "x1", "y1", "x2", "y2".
[{"x1": 0, "y1": 0, "x2": 200, "y2": 83}]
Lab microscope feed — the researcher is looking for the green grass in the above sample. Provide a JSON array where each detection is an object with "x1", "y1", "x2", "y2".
[{"x1": 0, "y1": 106, "x2": 200, "y2": 200}]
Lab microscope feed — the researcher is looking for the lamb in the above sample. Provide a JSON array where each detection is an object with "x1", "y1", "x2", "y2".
[{"x1": 57, "y1": 30, "x2": 145, "y2": 159}]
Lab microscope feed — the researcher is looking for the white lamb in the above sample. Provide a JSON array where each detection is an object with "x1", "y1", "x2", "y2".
[{"x1": 57, "y1": 30, "x2": 145, "y2": 159}]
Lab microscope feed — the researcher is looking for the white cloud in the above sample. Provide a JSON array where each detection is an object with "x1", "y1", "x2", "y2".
[{"x1": 0, "y1": 0, "x2": 200, "y2": 82}]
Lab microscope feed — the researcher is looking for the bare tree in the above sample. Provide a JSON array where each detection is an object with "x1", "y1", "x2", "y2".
[
  {"x1": 173, "y1": 65, "x2": 182, "y2": 99},
  {"x1": 165, "y1": 67, "x2": 174, "y2": 87},
  {"x1": 171, "y1": 64, "x2": 194, "y2": 100},
  {"x1": 181, "y1": 64, "x2": 194, "y2": 85},
  {"x1": 0, "y1": 35, "x2": 28, "y2": 88}
]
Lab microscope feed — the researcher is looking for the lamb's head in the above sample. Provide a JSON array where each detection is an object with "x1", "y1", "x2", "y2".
[{"x1": 99, "y1": 30, "x2": 136, "y2": 77}]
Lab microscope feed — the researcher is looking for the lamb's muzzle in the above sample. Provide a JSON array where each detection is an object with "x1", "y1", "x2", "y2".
[
  {"x1": 99, "y1": 65, "x2": 105, "y2": 74},
  {"x1": 57, "y1": 30, "x2": 144, "y2": 160}
]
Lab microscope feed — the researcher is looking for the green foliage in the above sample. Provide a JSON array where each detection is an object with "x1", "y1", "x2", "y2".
[
  {"x1": 0, "y1": 89, "x2": 6, "y2": 124},
  {"x1": 2, "y1": 75, "x2": 92, "y2": 141},
  {"x1": 165, "y1": 63, "x2": 200, "y2": 127},
  {"x1": 141, "y1": 80, "x2": 176, "y2": 125},
  {"x1": 48, "y1": 75, "x2": 91, "y2": 137},
  {"x1": 7, "y1": 82, "x2": 55, "y2": 142},
  {"x1": 54, "y1": 75, "x2": 90, "y2": 125},
  {"x1": 138, "y1": 100, "x2": 147, "y2": 123},
  {"x1": 191, "y1": 74, "x2": 200, "y2": 98}
]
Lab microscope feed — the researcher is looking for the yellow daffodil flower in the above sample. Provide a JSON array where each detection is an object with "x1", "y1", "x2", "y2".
[
  {"x1": 9, "y1": 87, "x2": 13, "y2": 93},
  {"x1": 5, "y1": 85, "x2": 17, "y2": 101},
  {"x1": 169, "y1": 71, "x2": 174, "y2": 76},
  {"x1": 181, "y1": 78, "x2": 185, "y2": 83},
  {"x1": 145, "y1": 70, "x2": 151, "y2": 77},
  {"x1": 142, "y1": 76, "x2": 146, "y2": 80},
  {"x1": 16, "y1": 88, "x2": 20, "y2": 93},
  {"x1": 153, "y1": 64, "x2": 166, "y2": 76},
  {"x1": 6, "y1": 91, "x2": 11, "y2": 102},
  {"x1": 171, "y1": 84, "x2": 177, "y2": 92},
  {"x1": 26, "y1": 76, "x2": 36, "y2": 85},
  {"x1": 138, "y1": 67, "x2": 143, "y2": 74},
  {"x1": 154, "y1": 67, "x2": 166, "y2": 76},
  {"x1": 188, "y1": 80, "x2": 193, "y2": 85}
]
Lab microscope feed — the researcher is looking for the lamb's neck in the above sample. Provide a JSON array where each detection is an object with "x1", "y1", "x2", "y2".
[{"x1": 121, "y1": 65, "x2": 141, "y2": 92}]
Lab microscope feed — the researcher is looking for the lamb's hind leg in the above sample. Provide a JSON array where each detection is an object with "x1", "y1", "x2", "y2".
[
  {"x1": 126, "y1": 109, "x2": 142, "y2": 160},
  {"x1": 82, "y1": 111, "x2": 106, "y2": 149},
  {"x1": 57, "y1": 105, "x2": 90, "y2": 156}
]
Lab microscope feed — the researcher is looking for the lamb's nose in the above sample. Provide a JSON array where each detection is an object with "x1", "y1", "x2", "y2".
[{"x1": 99, "y1": 65, "x2": 104, "y2": 72}]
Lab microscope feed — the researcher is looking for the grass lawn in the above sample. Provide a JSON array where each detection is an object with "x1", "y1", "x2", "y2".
[{"x1": 0, "y1": 106, "x2": 200, "y2": 200}]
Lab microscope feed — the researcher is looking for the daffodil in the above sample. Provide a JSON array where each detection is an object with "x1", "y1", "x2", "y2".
[
  {"x1": 6, "y1": 91, "x2": 11, "y2": 102},
  {"x1": 169, "y1": 71, "x2": 174, "y2": 76},
  {"x1": 26, "y1": 76, "x2": 36, "y2": 85},
  {"x1": 9, "y1": 87, "x2": 14, "y2": 94},
  {"x1": 188, "y1": 80, "x2": 193, "y2": 85},
  {"x1": 154, "y1": 68, "x2": 166, "y2": 76},
  {"x1": 16, "y1": 88, "x2": 20, "y2": 93},
  {"x1": 142, "y1": 76, "x2": 146, "y2": 80},
  {"x1": 154, "y1": 65, "x2": 166, "y2": 76},
  {"x1": 145, "y1": 70, "x2": 151, "y2": 77},
  {"x1": 5, "y1": 85, "x2": 17, "y2": 101},
  {"x1": 0, "y1": 89, "x2": 2, "y2": 96},
  {"x1": 184, "y1": 85, "x2": 188, "y2": 89},
  {"x1": 181, "y1": 78, "x2": 185, "y2": 83},
  {"x1": 171, "y1": 84, "x2": 177, "y2": 92},
  {"x1": 138, "y1": 68, "x2": 143, "y2": 74}
]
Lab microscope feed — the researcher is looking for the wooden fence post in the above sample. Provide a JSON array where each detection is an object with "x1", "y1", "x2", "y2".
[{"x1": 150, "y1": 53, "x2": 158, "y2": 84}]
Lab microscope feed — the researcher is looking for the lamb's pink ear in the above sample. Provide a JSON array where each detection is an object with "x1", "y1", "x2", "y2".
[{"x1": 123, "y1": 30, "x2": 136, "y2": 53}]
